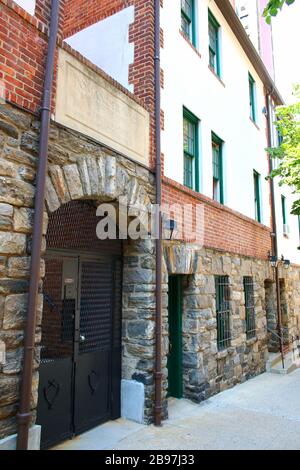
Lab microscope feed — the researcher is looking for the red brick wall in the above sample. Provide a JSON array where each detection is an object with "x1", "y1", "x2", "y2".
[
  {"x1": 162, "y1": 177, "x2": 272, "y2": 260},
  {"x1": 0, "y1": 2, "x2": 48, "y2": 112},
  {"x1": 63, "y1": 0, "x2": 131, "y2": 39},
  {"x1": 0, "y1": 0, "x2": 66, "y2": 112}
]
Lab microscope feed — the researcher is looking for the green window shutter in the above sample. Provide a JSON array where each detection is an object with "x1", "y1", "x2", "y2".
[
  {"x1": 183, "y1": 108, "x2": 199, "y2": 191},
  {"x1": 249, "y1": 73, "x2": 256, "y2": 122},
  {"x1": 253, "y1": 170, "x2": 261, "y2": 223},
  {"x1": 208, "y1": 10, "x2": 220, "y2": 77},
  {"x1": 181, "y1": 0, "x2": 195, "y2": 45},
  {"x1": 212, "y1": 133, "x2": 224, "y2": 204},
  {"x1": 215, "y1": 276, "x2": 231, "y2": 351},
  {"x1": 243, "y1": 277, "x2": 256, "y2": 339}
]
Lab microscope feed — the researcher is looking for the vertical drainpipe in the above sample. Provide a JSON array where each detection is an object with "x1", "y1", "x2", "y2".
[
  {"x1": 154, "y1": 0, "x2": 163, "y2": 426},
  {"x1": 265, "y1": 91, "x2": 285, "y2": 368},
  {"x1": 17, "y1": 0, "x2": 60, "y2": 450}
]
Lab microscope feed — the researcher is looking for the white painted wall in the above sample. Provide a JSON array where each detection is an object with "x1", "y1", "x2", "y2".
[
  {"x1": 65, "y1": 7, "x2": 134, "y2": 91},
  {"x1": 14, "y1": 0, "x2": 35, "y2": 16},
  {"x1": 161, "y1": 0, "x2": 300, "y2": 264}
]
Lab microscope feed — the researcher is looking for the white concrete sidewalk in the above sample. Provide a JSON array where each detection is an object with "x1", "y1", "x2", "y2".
[{"x1": 54, "y1": 369, "x2": 300, "y2": 450}]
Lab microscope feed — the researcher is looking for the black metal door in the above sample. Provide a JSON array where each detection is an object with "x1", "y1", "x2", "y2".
[{"x1": 37, "y1": 252, "x2": 122, "y2": 449}]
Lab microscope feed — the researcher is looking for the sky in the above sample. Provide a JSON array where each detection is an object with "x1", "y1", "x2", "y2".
[{"x1": 271, "y1": 1, "x2": 300, "y2": 103}]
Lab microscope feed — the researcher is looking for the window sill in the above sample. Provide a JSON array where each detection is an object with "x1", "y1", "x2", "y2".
[
  {"x1": 249, "y1": 117, "x2": 260, "y2": 130},
  {"x1": 208, "y1": 66, "x2": 225, "y2": 87},
  {"x1": 179, "y1": 30, "x2": 201, "y2": 59}
]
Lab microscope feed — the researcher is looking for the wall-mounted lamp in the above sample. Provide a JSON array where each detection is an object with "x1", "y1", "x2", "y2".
[
  {"x1": 269, "y1": 255, "x2": 278, "y2": 268},
  {"x1": 262, "y1": 106, "x2": 268, "y2": 117},
  {"x1": 283, "y1": 258, "x2": 291, "y2": 270},
  {"x1": 164, "y1": 218, "x2": 177, "y2": 240}
]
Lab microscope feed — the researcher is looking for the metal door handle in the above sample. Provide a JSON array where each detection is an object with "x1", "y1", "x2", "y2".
[{"x1": 79, "y1": 334, "x2": 86, "y2": 343}]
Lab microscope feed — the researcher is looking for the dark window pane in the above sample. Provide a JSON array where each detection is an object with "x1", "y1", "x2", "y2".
[
  {"x1": 181, "y1": 0, "x2": 192, "y2": 20},
  {"x1": 181, "y1": 15, "x2": 191, "y2": 39},
  {"x1": 184, "y1": 153, "x2": 193, "y2": 189},
  {"x1": 244, "y1": 277, "x2": 256, "y2": 339}
]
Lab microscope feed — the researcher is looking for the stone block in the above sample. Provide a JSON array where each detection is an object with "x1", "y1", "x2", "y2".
[
  {"x1": 2, "y1": 347, "x2": 23, "y2": 375},
  {"x1": 13, "y1": 207, "x2": 34, "y2": 233},
  {"x1": 0, "y1": 376, "x2": 20, "y2": 407},
  {"x1": 45, "y1": 176, "x2": 60, "y2": 213},
  {"x1": 0, "y1": 159, "x2": 18, "y2": 178},
  {"x1": 49, "y1": 165, "x2": 70, "y2": 204},
  {"x1": 0, "y1": 120, "x2": 19, "y2": 139},
  {"x1": 63, "y1": 164, "x2": 83, "y2": 199},
  {"x1": 0, "y1": 231, "x2": 26, "y2": 255},
  {"x1": 0, "y1": 105, "x2": 31, "y2": 130},
  {"x1": 127, "y1": 320, "x2": 155, "y2": 340},
  {"x1": 183, "y1": 352, "x2": 200, "y2": 369},
  {"x1": 0, "y1": 177, "x2": 35, "y2": 207}
]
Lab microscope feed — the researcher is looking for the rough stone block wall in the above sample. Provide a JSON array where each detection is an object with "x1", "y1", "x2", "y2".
[
  {"x1": 0, "y1": 101, "x2": 157, "y2": 435},
  {"x1": 122, "y1": 238, "x2": 159, "y2": 424},
  {"x1": 278, "y1": 265, "x2": 300, "y2": 347},
  {"x1": 0, "y1": 103, "x2": 43, "y2": 439},
  {"x1": 163, "y1": 243, "x2": 273, "y2": 404}
]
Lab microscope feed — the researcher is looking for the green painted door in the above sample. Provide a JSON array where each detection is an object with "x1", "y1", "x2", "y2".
[{"x1": 167, "y1": 276, "x2": 183, "y2": 398}]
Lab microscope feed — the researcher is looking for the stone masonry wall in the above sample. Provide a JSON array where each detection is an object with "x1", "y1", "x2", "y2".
[
  {"x1": 163, "y1": 243, "x2": 300, "y2": 405},
  {"x1": 0, "y1": 101, "x2": 156, "y2": 437}
]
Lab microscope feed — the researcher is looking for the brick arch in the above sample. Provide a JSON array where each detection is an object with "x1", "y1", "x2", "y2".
[{"x1": 44, "y1": 154, "x2": 152, "y2": 216}]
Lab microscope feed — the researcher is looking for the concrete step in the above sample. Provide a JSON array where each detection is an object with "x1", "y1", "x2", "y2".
[{"x1": 267, "y1": 350, "x2": 300, "y2": 375}]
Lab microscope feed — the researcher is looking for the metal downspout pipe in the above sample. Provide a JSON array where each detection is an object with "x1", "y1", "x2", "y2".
[
  {"x1": 154, "y1": 0, "x2": 163, "y2": 426},
  {"x1": 265, "y1": 92, "x2": 285, "y2": 369},
  {"x1": 17, "y1": 0, "x2": 60, "y2": 450}
]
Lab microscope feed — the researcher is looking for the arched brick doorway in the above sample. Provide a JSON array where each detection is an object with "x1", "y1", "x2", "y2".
[{"x1": 37, "y1": 200, "x2": 122, "y2": 449}]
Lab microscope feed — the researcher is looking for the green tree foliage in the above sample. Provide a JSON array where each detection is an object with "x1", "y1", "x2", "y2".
[
  {"x1": 263, "y1": 0, "x2": 296, "y2": 24},
  {"x1": 268, "y1": 85, "x2": 300, "y2": 215}
]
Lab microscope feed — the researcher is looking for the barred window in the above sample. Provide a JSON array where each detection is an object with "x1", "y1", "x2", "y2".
[
  {"x1": 215, "y1": 276, "x2": 231, "y2": 350},
  {"x1": 243, "y1": 277, "x2": 256, "y2": 339}
]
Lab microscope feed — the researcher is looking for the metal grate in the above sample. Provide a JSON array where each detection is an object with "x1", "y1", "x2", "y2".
[
  {"x1": 244, "y1": 277, "x2": 256, "y2": 339},
  {"x1": 46, "y1": 200, "x2": 121, "y2": 255},
  {"x1": 79, "y1": 261, "x2": 113, "y2": 354},
  {"x1": 215, "y1": 276, "x2": 231, "y2": 351}
]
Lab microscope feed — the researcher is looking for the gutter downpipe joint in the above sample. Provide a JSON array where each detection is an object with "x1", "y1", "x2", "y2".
[
  {"x1": 265, "y1": 91, "x2": 285, "y2": 370},
  {"x1": 17, "y1": 0, "x2": 60, "y2": 450},
  {"x1": 154, "y1": 0, "x2": 163, "y2": 426}
]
